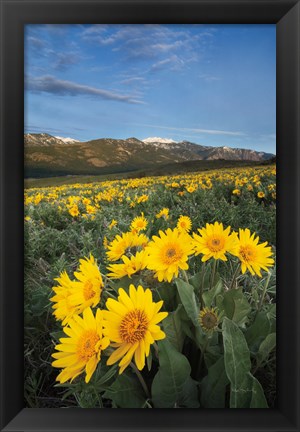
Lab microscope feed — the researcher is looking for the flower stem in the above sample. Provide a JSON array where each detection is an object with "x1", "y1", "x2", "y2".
[
  {"x1": 199, "y1": 263, "x2": 206, "y2": 309},
  {"x1": 258, "y1": 271, "x2": 272, "y2": 311},
  {"x1": 182, "y1": 270, "x2": 189, "y2": 284},
  {"x1": 210, "y1": 259, "x2": 217, "y2": 289},
  {"x1": 130, "y1": 362, "x2": 150, "y2": 399},
  {"x1": 230, "y1": 263, "x2": 241, "y2": 290}
]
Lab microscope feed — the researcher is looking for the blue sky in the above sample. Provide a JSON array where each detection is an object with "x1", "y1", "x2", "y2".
[{"x1": 25, "y1": 24, "x2": 276, "y2": 153}]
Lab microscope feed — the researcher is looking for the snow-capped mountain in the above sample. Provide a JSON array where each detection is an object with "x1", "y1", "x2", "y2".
[
  {"x1": 142, "y1": 137, "x2": 177, "y2": 144},
  {"x1": 24, "y1": 133, "x2": 274, "y2": 178},
  {"x1": 55, "y1": 136, "x2": 80, "y2": 144}
]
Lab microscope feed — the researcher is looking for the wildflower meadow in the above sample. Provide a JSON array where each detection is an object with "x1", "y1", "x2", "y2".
[{"x1": 24, "y1": 164, "x2": 276, "y2": 408}]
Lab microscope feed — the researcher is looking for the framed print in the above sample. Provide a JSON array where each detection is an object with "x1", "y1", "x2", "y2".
[{"x1": 1, "y1": 0, "x2": 299, "y2": 431}]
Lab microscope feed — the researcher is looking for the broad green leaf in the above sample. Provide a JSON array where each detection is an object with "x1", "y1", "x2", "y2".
[
  {"x1": 202, "y1": 278, "x2": 223, "y2": 308},
  {"x1": 230, "y1": 372, "x2": 268, "y2": 408},
  {"x1": 222, "y1": 317, "x2": 251, "y2": 406},
  {"x1": 189, "y1": 269, "x2": 211, "y2": 296},
  {"x1": 151, "y1": 339, "x2": 192, "y2": 408},
  {"x1": 229, "y1": 372, "x2": 252, "y2": 408},
  {"x1": 194, "y1": 326, "x2": 207, "y2": 349},
  {"x1": 153, "y1": 282, "x2": 177, "y2": 311},
  {"x1": 175, "y1": 278, "x2": 200, "y2": 327},
  {"x1": 103, "y1": 373, "x2": 146, "y2": 408},
  {"x1": 180, "y1": 319, "x2": 206, "y2": 349},
  {"x1": 245, "y1": 311, "x2": 271, "y2": 354},
  {"x1": 188, "y1": 270, "x2": 203, "y2": 295},
  {"x1": 223, "y1": 288, "x2": 251, "y2": 327},
  {"x1": 201, "y1": 356, "x2": 229, "y2": 408},
  {"x1": 216, "y1": 293, "x2": 225, "y2": 313},
  {"x1": 162, "y1": 305, "x2": 185, "y2": 351},
  {"x1": 257, "y1": 333, "x2": 276, "y2": 365},
  {"x1": 250, "y1": 374, "x2": 268, "y2": 408},
  {"x1": 204, "y1": 343, "x2": 222, "y2": 368},
  {"x1": 176, "y1": 376, "x2": 200, "y2": 408}
]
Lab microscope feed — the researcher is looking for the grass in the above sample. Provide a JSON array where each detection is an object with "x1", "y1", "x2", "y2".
[{"x1": 24, "y1": 159, "x2": 271, "y2": 189}]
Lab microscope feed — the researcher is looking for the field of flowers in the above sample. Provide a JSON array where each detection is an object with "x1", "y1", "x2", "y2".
[{"x1": 24, "y1": 164, "x2": 276, "y2": 408}]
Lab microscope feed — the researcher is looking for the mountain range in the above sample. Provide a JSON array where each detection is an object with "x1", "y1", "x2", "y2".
[{"x1": 24, "y1": 133, "x2": 274, "y2": 178}]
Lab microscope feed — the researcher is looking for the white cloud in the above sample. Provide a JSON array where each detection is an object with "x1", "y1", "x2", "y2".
[{"x1": 26, "y1": 75, "x2": 144, "y2": 104}]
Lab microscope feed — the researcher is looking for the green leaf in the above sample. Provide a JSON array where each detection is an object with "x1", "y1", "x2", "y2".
[
  {"x1": 103, "y1": 373, "x2": 146, "y2": 408},
  {"x1": 188, "y1": 270, "x2": 203, "y2": 294},
  {"x1": 250, "y1": 374, "x2": 268, "y2": 408},
  {"x1": 162, "y1": 305, "x2": 185, "y2": 351},
  {"x1": 222, "y1": 317, "x2": 251, "y2": 407},
  {"x1": 201, "y1": 356, "x2": 229, "y2": 408},
  {"x1": 189, "y1": 269, "x2": 210, "y2": 296},
  {"x1": 204, "y1": 343, "x2": 222, "y2": 368},
  {"x1": 229, "y1": 372, "x2": 268, "y2": 408},
  {"x1": 153, "y1": 282, "x2": 177, "y2": 311},
  {"x1": 177, "y1": 376, "x2": 200, "y2": 408},
  {"x1": 94, "y1": 364, "x2": 118, "y2": 388},
  {"x1": 151, "y1": 339, "x2": 192, "y2": 408},
  {"x1": 175, "y1": 279, "x2": 200, "y2": 327},
  {"x1": 216, "y1": 293, "x2": 225, "y2": 314},
  {"x1": 229, "y1": 373, "x2": 252, "y2": 408},
  {"x1": 223, "y1": 288, "x2": 251, "y2": 327},
  {"x1": 202, "y1": 278, "x2": 223, "y2": 308},
  {"x1": 257, "y1": 333, "x2": 276, "y2": 365},
  {"x1": 245, "y1": 311, "x2": 271, "y2": 354}
]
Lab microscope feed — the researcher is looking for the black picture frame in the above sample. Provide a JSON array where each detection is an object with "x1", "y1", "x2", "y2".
[{"x1": 1, "y1": 0, "x2": 299, "y2": 431}]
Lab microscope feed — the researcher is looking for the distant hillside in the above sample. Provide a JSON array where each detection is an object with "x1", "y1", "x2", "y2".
[{"x1": 24, "y1": 133, "x2": 274, "y2": 178}]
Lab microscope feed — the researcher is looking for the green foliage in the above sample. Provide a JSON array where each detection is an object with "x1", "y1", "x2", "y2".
[
  {"x1": 222, "y1": 318, "x2": 268, "y2": 408},
  {"x1": 103, "y1": 373, "x2": 147, "y2": 408},
  {"x1": 221, "y1": 287, "x2": 251, "y2": 327},
  {"x1": 152, "y1": 340, "x2": 199, "y2": 408},
  {"x1": 175, "y1": 279, "x2": 200, "y2": 327},
  {"x1": 162, "y1": 305, "x2": 185, "y2": 352},
  {"x1": 200, "y1": 356, "x2": 229, "y2": 408}
]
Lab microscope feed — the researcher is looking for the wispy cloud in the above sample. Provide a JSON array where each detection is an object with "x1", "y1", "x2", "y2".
[
  {"x1": 150, "y1": 55, "x2": 185, "y2": 72},
  {"x1": 25, "y1": 36, "x2": 46, "y2": 49},
  {"x1": 134, "y1": 123, "x2": 245, "y2": 137},
  {"x1": 198, "y1": 73, "x2": 221, "y2": 82},
  {"x1": 24, "y1": 125, "x2": 87, "y2": 138},
  {"x1": 25, "y1": 75, "x2": 144, "y2": 104},
  {"x1": 54, "y1": 53, "x2": 81, "y2": 71},
  {"x1": 119, "y1": 76, "x2": 147, "y2": 85},
  {"x1": 81, "y1": 24, "x2": 212, "y2": 72}
]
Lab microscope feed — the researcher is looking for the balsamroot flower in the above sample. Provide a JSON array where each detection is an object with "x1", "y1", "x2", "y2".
[
  {"x1": 51, "y1": 254, "x2": 103, "y2": 325},
  {"x1": 199, "y1": 307, "x2": 220, "y2": 333},
  {"x1": 193, "y1": 222, "x2": 239, "y2": 262},
  {"x1": 106, "y1": 232, "x2": 148, "y2": 262},
  {"x1": 177, "y1": 215, "x2": 192, "y2": 232},
  {"x1": 236, "y1": 228, "x2": 274, "y2": 277},
  {"x1": 145, "y1": 228, "x2": 194, "y2": 282},
  {"x1": 106, "y1": 250, "x2": 148, "y2": 279},
  {"x1": 103, "y1": 284, "x2": 168, "y2": 374},
  {"x1": 52, "y1": 307, "x2": 110, "y2": 383}
]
